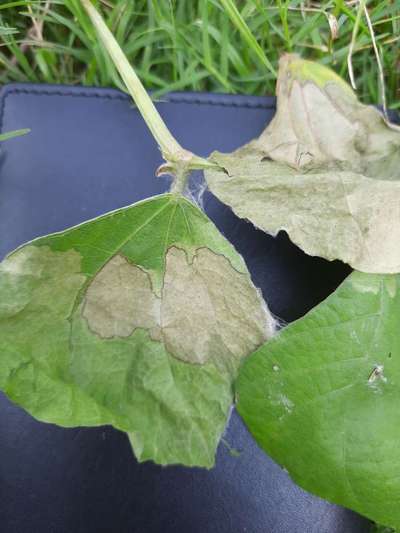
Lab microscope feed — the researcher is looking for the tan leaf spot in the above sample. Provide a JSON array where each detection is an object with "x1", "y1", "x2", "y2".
[
  {"x1": 161, "y1": 246, "x2": 273, "y2": 368},
  {"x1": 83, "y1": 255, "x2": 160, "y2": 339}
]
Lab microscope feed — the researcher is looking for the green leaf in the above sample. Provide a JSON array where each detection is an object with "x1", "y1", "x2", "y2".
[
  {"x1": 0, "y1": 193, "x2": 274, "y2": 468},
  {"x1": 0, "y1": 128, "x2": 30, "y2": 142},
  {"x1": 205, "y1": 54, "x2": 400, "y2": 274},
  {"x1": 237, "y1": 270, "x2": 400, "y2": 528},
  {"x1": 371, "y1": 526, "x2": 397, "y2": 533}
]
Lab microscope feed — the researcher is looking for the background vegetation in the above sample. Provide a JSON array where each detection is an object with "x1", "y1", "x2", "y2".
[{"x1": 0, "y1": 0, "x2": 399, "y2": 108}]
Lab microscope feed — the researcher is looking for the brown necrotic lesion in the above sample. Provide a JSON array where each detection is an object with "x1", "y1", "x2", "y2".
[
  {"x1": 82, "y1": 247, "x2": 274, "y2": 367},
  {"x1": 161, "y1": 246, "x2": 272, "y2": 367},
  {"x1": 82, "y1": 254, "x2": 161, "y2": 340}
]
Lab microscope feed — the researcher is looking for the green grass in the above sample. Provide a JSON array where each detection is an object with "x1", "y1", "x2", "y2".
[{"x1": 0, "y1": 0, "x2": 399, "y2": 108}]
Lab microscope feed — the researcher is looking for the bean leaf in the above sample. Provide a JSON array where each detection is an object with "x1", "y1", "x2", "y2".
[
  {"x1": 0, "y1": 193, "x2": 274, "y2": 467},
  {"x1": 237, "y1": 270, "x2": 400, "y2": 528},
  {"x1": 205, "y1": 54, "x2": 400, "y2": 273}
]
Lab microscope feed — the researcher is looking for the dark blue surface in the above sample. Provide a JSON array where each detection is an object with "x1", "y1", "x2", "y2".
[{"x1": 0, "y1": 84, "x2": 367, "y2": 533}]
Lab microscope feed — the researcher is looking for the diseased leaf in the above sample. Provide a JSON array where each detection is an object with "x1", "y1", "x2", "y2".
[
  {"x1": 0, "y1": 193, "x2": 274, "y2": 468},
  {"x1": 205, "y1": 54, "x2": 400, "y2": 273},
  {"x1": 237, "y1": 270, "x2": 400, "y2": 529}
]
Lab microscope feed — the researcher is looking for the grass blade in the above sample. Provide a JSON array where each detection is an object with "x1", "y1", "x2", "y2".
[
  {"x1": 218, "y1": 0, "x2": 277, "y2": 77},
  {"x1": 0, "y1": 128, "x2": 30, "y2": 141}
]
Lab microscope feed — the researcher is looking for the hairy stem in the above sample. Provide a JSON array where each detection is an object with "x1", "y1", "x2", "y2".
[{"x1": 80, "y1": 0, "x2": 216, "y2": 177}]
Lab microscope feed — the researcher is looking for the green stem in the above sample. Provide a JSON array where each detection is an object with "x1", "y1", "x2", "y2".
[{"x1": 80, "y1": 0, "x2": 215, "y2": 175}]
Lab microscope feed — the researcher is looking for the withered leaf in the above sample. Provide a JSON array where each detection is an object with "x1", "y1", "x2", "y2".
[{"x1": 205, "y1": 54, "x2": 400, "y2": 273}]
